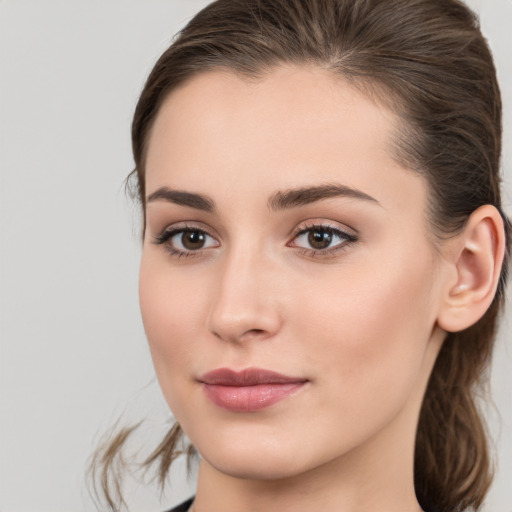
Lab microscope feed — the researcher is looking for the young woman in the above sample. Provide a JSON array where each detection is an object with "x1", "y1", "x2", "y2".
[{"x1": 92, "y1": 1, "x2": 510, "y2": 511}]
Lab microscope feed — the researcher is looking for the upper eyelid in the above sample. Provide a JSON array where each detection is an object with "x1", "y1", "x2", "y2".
[
  {"x1": 290, "y1": 225, "x2": 357, "y2": 246},
  {"x1": 290, "y1": 220, "x2": 358, "y2": 238},
  {"x1": 150, "y1": 224, "x2": 216, "y2": 248},
  {"x1": 157, "y1": 222, "x2": 218, "y2": 238}
]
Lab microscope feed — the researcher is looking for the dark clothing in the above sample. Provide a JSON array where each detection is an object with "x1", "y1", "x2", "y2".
[
  {"x1": 166, "y1": 497, "x2": 194, "y2": 512},
  {"x1": 166, "y1": 496, "x2": 440, "y2": 512}
]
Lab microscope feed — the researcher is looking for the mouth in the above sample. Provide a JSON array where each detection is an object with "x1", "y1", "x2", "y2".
[{"x1": 198, "y1": 367, "x2": 308, "y2": 412}]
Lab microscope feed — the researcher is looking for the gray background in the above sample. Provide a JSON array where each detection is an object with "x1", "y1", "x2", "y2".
[{"x1": 0, "y1": 1, "x2": 510, "y2": 511}]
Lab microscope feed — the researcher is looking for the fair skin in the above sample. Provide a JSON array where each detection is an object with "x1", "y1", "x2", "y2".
[{"x1": 139, "y1": 66, "x2": 505, "y2": 512}]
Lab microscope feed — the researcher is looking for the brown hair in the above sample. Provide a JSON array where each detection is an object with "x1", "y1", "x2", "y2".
[{"x1": 91, "y1": 1, "x2": 511, "y2": 511}]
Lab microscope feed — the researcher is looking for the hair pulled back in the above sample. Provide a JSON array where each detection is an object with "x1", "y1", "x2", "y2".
[{"x1": 92, "y1": 1, "x2": 510, "y2": 511}]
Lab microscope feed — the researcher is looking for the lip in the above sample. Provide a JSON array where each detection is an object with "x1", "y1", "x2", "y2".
[{"x1": 198, "y1": 367, "x2": 308, "y2": 412}]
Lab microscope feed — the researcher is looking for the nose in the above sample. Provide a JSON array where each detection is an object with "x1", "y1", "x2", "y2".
[{"x1": 207, "y1": 248, "x2": 282, "y2": 344}]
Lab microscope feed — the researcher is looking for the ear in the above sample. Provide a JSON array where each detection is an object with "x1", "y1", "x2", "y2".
[{"x1": 437, "y1": 205, "x2": 506, "y2": 333}]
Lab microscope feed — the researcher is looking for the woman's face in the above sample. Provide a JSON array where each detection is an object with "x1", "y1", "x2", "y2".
[{"x1": 140, "y1": 67, "x2": 448, "y2": 481}]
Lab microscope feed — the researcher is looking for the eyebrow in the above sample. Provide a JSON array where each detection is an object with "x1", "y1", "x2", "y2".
[
  {"x1": 267, "y1": 183, "x2": 380, "y2": 210},
  {"x1": 146, "y1": 183, "x2": 379, "y2": 212},
  {"x1": 146, "y1": 187, "x2": 214, "y2": 212}
]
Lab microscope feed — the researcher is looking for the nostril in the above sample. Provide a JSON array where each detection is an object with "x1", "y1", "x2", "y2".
[
  {"x1": 212, "y1": 327, "x2": 268, "y2": 343},
  {"x1": 239, "y1": 328, "x2": 267, "y2": 341}
]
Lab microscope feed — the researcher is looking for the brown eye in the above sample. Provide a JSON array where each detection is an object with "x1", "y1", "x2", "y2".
[
  {"x1": 308, "y1": 229, "x2": 333, "y2": 249},
  {"x1": 290, "y1": 224, "x2": 357, "y2": 254},
  {"x1": 181, "y1": 230, "x2": 207, "y2": 250},
  {"x1": 153, "y1": 227, "x2": 219, "y2": 255}
]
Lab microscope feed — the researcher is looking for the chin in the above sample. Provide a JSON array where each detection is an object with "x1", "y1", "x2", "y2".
[
  {"x1": 189, "y1": 419, "x2": 347, "y2": 483},
  {"x1": 203, "y1": 447, "x2": 315, "y2": 481}
]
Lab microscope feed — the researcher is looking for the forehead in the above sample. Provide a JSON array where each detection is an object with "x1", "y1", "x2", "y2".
[{"x1": 144, "y1": 66, "x2": 425, "y2": 214}]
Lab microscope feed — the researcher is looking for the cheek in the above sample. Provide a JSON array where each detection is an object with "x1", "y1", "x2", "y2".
[
  {"x1": 295, "y1": 249, "x2": 437, "y2": 415},
  {"x1": 139, "y1": 254, "x2": 206, "y2": 407}
]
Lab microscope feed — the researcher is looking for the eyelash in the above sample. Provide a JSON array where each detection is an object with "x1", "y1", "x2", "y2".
[
  {"x1": 152, "y1": 223, "x2": 358, "y2": 259},
  {"x1": 152, "y1": 224, "x2": 218, "y2": 259},
  {"x1": 289, "y1": 223, "x2": 358, "y2": 258}
]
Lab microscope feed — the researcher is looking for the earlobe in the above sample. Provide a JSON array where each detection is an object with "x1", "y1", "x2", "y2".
[{"x1": 437, "y1": 205, "x2": 506, "y2": 333}]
